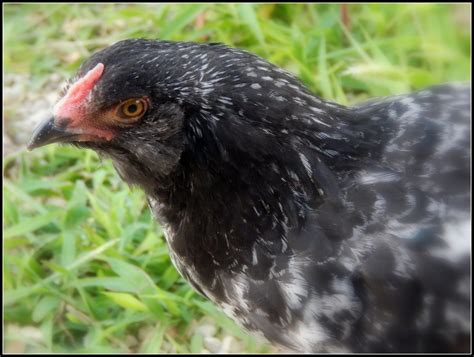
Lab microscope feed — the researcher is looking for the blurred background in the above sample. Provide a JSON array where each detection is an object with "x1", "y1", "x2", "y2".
[{"x1": 3, "y1": 3, "x2": 471, "y2": 353}]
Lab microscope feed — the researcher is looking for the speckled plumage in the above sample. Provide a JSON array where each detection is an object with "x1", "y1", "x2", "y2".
[{"x1": 29, "y1": 39, "x2": 471, "y2": 353}]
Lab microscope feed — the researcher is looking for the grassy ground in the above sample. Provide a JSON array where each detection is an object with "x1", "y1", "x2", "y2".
[{"x1": 3, "y1": 3, "x2": 470, "y2": 353}]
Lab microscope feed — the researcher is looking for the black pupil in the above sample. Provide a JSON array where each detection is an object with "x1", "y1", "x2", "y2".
[{"x1": 127, "y1": 103, "x2": 138, "y2": 114}]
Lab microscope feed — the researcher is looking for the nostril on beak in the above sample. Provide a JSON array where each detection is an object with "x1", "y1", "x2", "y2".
[{"x1": 27, "y1": 116, "x2": 74, "y2": 150}]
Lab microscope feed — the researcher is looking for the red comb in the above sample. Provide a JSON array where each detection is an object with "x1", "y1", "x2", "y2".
[{"x1": 54, "y1": 63, "x2": 105, "y2": 121}]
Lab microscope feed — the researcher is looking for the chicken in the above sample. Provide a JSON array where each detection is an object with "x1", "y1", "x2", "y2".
[{"x1": 28, "y1": 39, "x2": 471, "y2": 353}]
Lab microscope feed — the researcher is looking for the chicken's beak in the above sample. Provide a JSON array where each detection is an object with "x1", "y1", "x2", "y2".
[{"x1": 27, "y1": 116, "x2": 78, "y2": 151}]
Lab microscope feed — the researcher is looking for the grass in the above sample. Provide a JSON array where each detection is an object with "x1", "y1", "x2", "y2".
[{"x1": 3, "y1": 3, "x2": 471, "y2": 353}]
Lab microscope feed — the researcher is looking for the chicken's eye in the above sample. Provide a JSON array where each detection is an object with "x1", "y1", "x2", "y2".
[{"x1": 116, "y1": 98, "x2": 148, "y2": 122}]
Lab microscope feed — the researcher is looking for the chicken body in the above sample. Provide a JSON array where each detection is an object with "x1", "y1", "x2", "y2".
[{"x1": 28, "y1": 40, "x2": 471, "y2": 352}]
